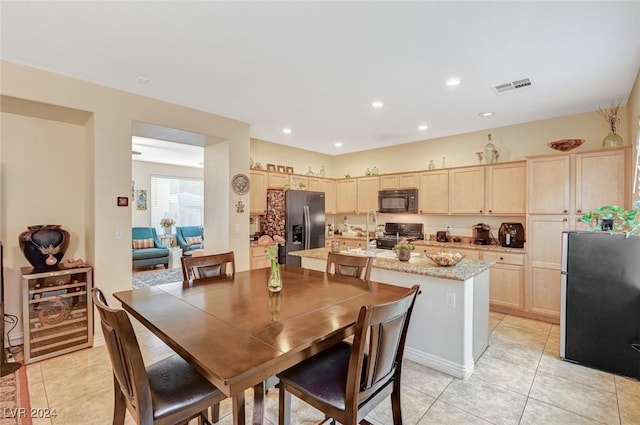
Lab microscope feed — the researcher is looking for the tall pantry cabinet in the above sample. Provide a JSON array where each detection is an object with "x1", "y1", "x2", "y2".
[{"x1": 526, "y1": 146, "x2": 630, "y2": 322}]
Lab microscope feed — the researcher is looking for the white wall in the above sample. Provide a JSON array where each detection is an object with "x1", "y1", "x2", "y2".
[{"x1": 131, "y1": 160, "x2": 204, "y2": 227}]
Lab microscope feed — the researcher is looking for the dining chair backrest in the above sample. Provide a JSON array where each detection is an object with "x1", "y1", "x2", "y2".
[
  {"x1": 326, "y1": 252, "x2": 373, "y2": 282},
  {"x1": 92, "y1": 288, "x2": 154, "y2": 422},
  {"x1": 181, "y1": 251, "x2": 236, "y2": 281}
]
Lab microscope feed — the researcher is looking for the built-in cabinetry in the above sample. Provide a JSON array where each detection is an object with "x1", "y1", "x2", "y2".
[
  {"x1": 335, "y1": 179, "x2": 357, "y2": 213},
  {"x1": 250, "y1": 245, "x2": 270, "y2": 269},
  {"x1": 323, "y1": 179, "x2": 336, "y2": 214},
  {"x1": 419, "y1": 170, "x2": 449, "y2": 214},
  {"x1": 21, "y1": 266, "x2": 93, "y2": 364},
  {"x1": 449, "y1": 167, "x2": 485, "y2": 214},
  {"x1": 356, "y1": 176, "x2": 380, "y2": 213},
  {"x1": 379, "y1": 173, "x2": 418, "y2": 190},
  {"x1": 250, "y1": 170, "x2": 267, "y2": 214},
  {"x1": 486, "y1": 162, "x2": 527, "y2": 215},
  {"x1": 525, "y1": 147, "x2": 630, "y2": 322},
  {"x1": 482, "y1": 251, "x2": 526, "y2": 312}
]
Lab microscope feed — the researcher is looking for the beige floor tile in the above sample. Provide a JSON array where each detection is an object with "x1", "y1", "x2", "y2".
[
  {"x1": 367, "y1": 384, "x2": 436, "y2": 425},
  {"x1": 38, "y1": 346, "x2": 109, "y2": 382},
  {"x1": 472, "y1": 354, "x2": 536, "y2": 395},
  {"x1": 520, "y1": 398, "x2": 605, "y2": 425},
  {"x1": 50, "y1": 385, "x2": 113, "y2": 425},
  {"x1": 439, "y1": 376, "x2": 527, "y2": 425},
  {"x1": 26, "y1": 363, "x2": 43, "y2": 385},
  {"x1": 500, "y1": 315, "x2": 552, "y2": 333},
  {"x1": 537, "y1": 353, "x2": 616, "y2": 393},
  {"x1": 417, "y1": 400, "x2": 494, "y2": 425},
  {"x1": 402, "y1": 360, "x2": 454, "y2": 398},
  {"x1": 262, "y1": 388, "x2": 325, "y2": 425},
  {"x1": 43, "y1": 361, "x2": 112, "y2": 409},
  {"x1": 489, "y1": 311, "x2": 505, "y2": 332},
  {"x1": 529, "y1": 371, "x2": 619, "y2": 424},
  {"x1": 490, "y1": 322, "x2": 549, "y2": 351},
  {"x1": 484, "y1": 335, "x2": 543, "y2": 370},
  {"x1": 616, "y1": 376, "x2": 640, "y2": 425},
  {"x1": 543, "y1": 332, "x2": 560, "y2": 357}
]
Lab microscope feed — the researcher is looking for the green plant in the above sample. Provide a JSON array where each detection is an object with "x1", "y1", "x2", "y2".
[
  {"x1": 394, "y1": 239, "x2": 415, "y2": 250},
  {"x1": 579, "y1": 199, "x2": 640, "y2": 237}
]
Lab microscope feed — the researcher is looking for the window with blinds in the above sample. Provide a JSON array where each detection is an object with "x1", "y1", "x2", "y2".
[{"x1": 151, "y1": 176, "x2": 204, "y2": 233}]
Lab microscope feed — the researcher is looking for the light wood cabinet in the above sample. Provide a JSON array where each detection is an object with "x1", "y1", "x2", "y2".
[
  {"x1": 527, "y1": 155, "x2": 571, "y2": 214},
  {"x1": 268, "y1": 172, "x2": 289, "y2": 189},
  {"x1": 307, "y1": 177, "x2": 323, "y2": 192},
  {"x1": 250, "y1": 170, "x2": 267, "y2": 214},
  {"x1": 450, "y1": 167, "x2": 485, "y2": 214},
  {"x1": 323, "y1": 179, "x2": 336, "y2": 214},
  {"x1": 379, "y1": 175, "x2": 399, "y2": 190},
  {"x1": 574, "y1": 148, "x2": 627, "y2": 215},
  {"x1": 356, "y1": 176, "x2": 380, "y2": 213},
  {"x1": 335, "y1": 179, "x2": 357, "y2": 213},
  {"x1": 482, "y1": 251, "x2": 525, "y2": 311},
  {"x1": 380, "y1": 173, "x2": 418, "y2": 190},
  {"x1": 419, "y1": 170, "x2": 449, "y2": 214},
  {"x1": 290, "y1": 176, "x2": 309, "y2": 190},
  {"x1": 486, "y1": 162, "x2": 526, "y2": 215},
  {"x1": 250, "y1": 245, "x2": 270, "y2": 269}
]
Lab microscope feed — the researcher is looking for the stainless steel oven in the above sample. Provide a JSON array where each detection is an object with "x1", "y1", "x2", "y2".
[{"x1": 378, "y1": 189, "x2": 418, "y2": 214}]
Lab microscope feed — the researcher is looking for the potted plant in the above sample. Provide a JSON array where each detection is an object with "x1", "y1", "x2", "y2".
[
  {"x1": 579, "y1": 200, "x2": 640, "y2": 237},
  {"x1": 160, "y1": 218, "x2": 175, "y2": 235},
  {"x1": 394, "y1": 239, "x2": 415, "y2": 262}
]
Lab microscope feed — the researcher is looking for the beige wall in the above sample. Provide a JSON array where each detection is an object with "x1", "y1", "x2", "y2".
[
  {"x1": 131, "y1": 160, "x2": 204, "y2": 228},
  {"x1": 1, "y1": 60, "x2": 250, "y2": 343},
  {"x1": 250, "y1": 138, "x2": 333, "y2": 177},
  {"x1": 627, "y1": 68, "x2": 640, "y2": 195}
]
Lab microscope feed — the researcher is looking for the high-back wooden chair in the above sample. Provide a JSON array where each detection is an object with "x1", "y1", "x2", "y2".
[
  {"x1": 326, "y1": 252, "x2": 373, "y2": 282},
  {"x1": 276, "y1": 285, "x2": 420, "y2": 425},
  {"x1": 92, "y1": 288, "x2": 226, "y2": 425},
  {"x1": 181, "y1": 251, "x2": 235, "y2": 281}
]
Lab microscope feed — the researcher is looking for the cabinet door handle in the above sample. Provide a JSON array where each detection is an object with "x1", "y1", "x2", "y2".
[
  {"x1": 563, "y1": 210, "x2": 568, "y2": 213},
  {"x1": 576, "y1": 209, "x2": 582, "y2": 214},
  {"x1": 489, "y1": 210, "x2": 492, "y2": 213},
  {"x1": 480, "y1": 210, "x2": 483, "y2": 213},
  {"x1": 499, "y1": 256, "x2": 504, "y2": 261},
  {"x1": 563, "y1": 218, "x2": 568, "y2": 222}
]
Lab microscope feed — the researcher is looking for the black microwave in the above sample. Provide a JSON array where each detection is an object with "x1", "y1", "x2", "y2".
[{"x1": 378, "y1": 189, "x2": 418, "y2": 214}]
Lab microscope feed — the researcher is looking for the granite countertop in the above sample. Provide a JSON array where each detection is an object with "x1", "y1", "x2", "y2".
[{"x1": 290, "y1": 247, "x2": 494, "y2": 281}]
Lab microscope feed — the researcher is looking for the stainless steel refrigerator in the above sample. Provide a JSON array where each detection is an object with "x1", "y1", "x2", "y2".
[
  {"x1": 560, "y1": 231, "x2": 640, "y2": 379},
  {"x1": 281, "y1": 190, "x2": 325, "y2": 266}
]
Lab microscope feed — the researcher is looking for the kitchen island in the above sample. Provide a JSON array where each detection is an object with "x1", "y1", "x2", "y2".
[{"x1": 290, "y1": 247, "x2": 494, "y2": 379}]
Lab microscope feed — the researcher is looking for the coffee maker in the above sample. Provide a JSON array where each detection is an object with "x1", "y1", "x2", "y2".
[{"x1": 473, "y1": 223, "x2": 491, "y2": 245}]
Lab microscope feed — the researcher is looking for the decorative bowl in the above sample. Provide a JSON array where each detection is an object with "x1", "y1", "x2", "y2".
[
  {"x1": 425, "y1": 252, "x2": 464, "y2": 267},
  {"x1": 547, "y1": 138, "x2": 585, "y2": 152}
]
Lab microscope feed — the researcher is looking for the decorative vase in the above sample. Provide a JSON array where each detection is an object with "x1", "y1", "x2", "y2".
[
  {"x1": 602, "y1": 131, "x2": 623, "y2": 148},
  {"x1": 163, "y1": 226, "x2": 172, "y2": 235},
  {"x1": 484, "y1": 134, "x2": 496, "y2": 164},
  {"x1": 19, "y1": 225, "x2": 70, "y2": 271},
  {"x1": 428, "y1": 160, "x2": 435, "y2": 170},
  {"x1": 268, "y1": 259, "x2": 282, "y2": 292},
  {"x1": 397, "y1": 249, "x2": 411, "y2": 262}
]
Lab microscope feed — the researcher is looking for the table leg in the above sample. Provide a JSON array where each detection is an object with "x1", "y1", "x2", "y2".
[
  {"x1": 252, "y1": 382, "x2": 265, "y2": 425},
  {"x1": 232, "y1": 392, "x2": 246, "y2": 425}
]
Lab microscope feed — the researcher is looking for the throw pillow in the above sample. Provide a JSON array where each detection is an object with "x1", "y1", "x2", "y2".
[
  {"x1": 133, "y1": 238, "x2": 155, "y2": 249},
  {"x1": 185, "y1": 235, "x2": 203, "y2": 244}
]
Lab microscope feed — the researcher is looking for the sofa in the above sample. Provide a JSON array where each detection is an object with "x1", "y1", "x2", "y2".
[
  {"x1": 175, "y1": 226, "x2": 204, "y2": 254},
  {"x1": 132, "y1": 227, "x2": 170, "y2": 269}
]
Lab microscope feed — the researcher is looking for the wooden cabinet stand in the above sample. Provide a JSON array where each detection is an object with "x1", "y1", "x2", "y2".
[{"x1": 21, "y1": 266, "x2": 93, "y2": 363}]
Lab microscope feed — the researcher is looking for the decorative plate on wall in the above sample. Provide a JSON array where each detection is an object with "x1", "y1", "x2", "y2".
[{"x1": 231, "y1": 173, "x2": 250, "y2": 195}]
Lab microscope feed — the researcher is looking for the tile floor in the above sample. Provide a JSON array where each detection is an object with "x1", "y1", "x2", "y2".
[{"x1": 24, "y1": 312, "x2": 640, "y2": 425}]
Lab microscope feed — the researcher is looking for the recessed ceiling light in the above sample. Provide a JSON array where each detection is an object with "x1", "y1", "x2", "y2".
[
  {"x1": 444, "y1": 78, "x2": 461, "y2": 87},
  {"x1": 334, "y1": 142, "x2": 343, "y2": 148},
  {"x1": 418, "y1": 124, "x2": 429, "y2": 131},
  {"x1": 371, "y1": 100, "x2": 384, "y2": 109},
  {"x1": 479, "y1": 112, "x2": 494, "y2": 117},
  {"x1": 282, "y1": 128, "x2": 292, "y2": 135},
  {"x1": 136, "y1": 77, "x2": 150, "y2": 85}
]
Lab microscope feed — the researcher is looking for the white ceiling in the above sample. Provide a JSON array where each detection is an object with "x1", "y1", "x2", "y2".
[{"x1": 2, "y1": 2, "x2": 640, "y2": 157}]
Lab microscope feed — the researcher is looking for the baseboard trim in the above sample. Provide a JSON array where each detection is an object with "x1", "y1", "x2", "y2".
[{"x1": 404, "y1": 346, "x2": 474, "y2": 380}]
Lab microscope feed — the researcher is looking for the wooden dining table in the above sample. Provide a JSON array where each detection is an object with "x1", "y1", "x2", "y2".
[{"x1": 114, "y1": 265, "x2": 411, "y2": 425}]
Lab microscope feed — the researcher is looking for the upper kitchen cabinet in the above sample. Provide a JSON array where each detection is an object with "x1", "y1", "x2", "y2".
[
  {"x1": 486, "y1": 162, "x2": 526, "y2": 215},
  {"x1": 335, "y1": 179, "x2": 357, "y2": 213},
  {"x1": 379, "y1": 173, "x2": 418, "y2": 190},
  {"x1": 356, "y1": 176, "x2": 380, "y2": 213},
  {"x1": 322, "y1": 179, "x2": 336, "y2": 215},
  {"x1": 450, "y1": 166, "x2": 485, "y2": 214},
  {"x1": 527, "y1": 155, "x2": 571, "y2": 214},
  {"x1": 419, "y1": 170, "x2": 449, "y2": 214},
  {"x1": 574, "y1": 147, "x2": 629, "y2": 215},
  {"x1": 307, "y1": 177, "x2": 323, "y2": 192},
  {"x1": 268, "y1": 172, "x2": 289, "y2": 189},
  {"x1": 250, "y1": 170, "x2": 267, "y2": 215}
]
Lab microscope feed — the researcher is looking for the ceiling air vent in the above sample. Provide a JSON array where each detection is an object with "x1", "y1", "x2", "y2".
[{"x1": 493, "y1": 78, "x2": 533, "y2": 94}]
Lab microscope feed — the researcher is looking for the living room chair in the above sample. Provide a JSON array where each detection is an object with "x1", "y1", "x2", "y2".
[
  {"x1": 92, "y1": 288, "x2": 225, "y2": 425},
  {"x1": 132, "y1": 227, "x2": 170, "y2": 269},
  {"x1": 276, "y1": 285, "x2": 420, "y2": 425},
  {"x1": 181, "y1": 251, "x2": 235, "y2": 281},
  {"x1": 326, "y1": 252, "x2": 374, "y2": 283},
  {"x1": 175, "y1": 226, "x2": 204, "y2": 255}
]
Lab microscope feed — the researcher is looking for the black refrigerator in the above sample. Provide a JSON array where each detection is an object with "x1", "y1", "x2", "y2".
[
  {"x1": 561, "y1": 231, "x2": 640, "y2": 379},
  {"x1": 281, "y1": 190, "x2": 325, "y2": 267}
]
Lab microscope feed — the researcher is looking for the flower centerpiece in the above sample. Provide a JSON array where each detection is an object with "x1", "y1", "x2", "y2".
[
  {"x1": 394, "y1": 239, "x2": 415, "y2": 262},
  {"x1": 160, "y1": 218, "x2": 175, "y2": 235},
  {"x1": 258, "y1": 234, "x2": 286, "y2": 292}
]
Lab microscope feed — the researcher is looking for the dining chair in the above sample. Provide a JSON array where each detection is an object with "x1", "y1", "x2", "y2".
[
  {"x1": 181, "y1": 251, "x2": 235, "y2": 281},
  {"x1": 326, "y1": 252, "x2": 374, "y2": 282},
  {"x1": 276, "y1": 285, "x2": 420, "y2": 425},
  {"x1": 92, "y1": 288, "x2": 226, "y2": 425}
]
